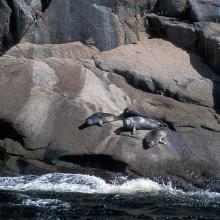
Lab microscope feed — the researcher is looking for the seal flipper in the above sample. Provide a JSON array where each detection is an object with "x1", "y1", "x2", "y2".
[
  {"x1": 159, "y1": 138, "x2": 168, "y2": 145},
  {"x1": 132, "y1": 126, "x2": 136, "y2": 135},
  {"x1": 97, "y1": 119, "x2": 103, "y2": 127}
]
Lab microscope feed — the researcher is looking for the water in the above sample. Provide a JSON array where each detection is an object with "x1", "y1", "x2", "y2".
[{"x1": 0, "y1": 173, "x2": 220, "y2": 219}]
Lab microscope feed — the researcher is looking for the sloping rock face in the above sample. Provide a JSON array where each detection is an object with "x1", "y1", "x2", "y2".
[
  {"x1": 94, "y1": 38, "x2": 220, "y2": 108},
  {"x1": 0, "y1": 40, "x2": 220, "y2": 189}
]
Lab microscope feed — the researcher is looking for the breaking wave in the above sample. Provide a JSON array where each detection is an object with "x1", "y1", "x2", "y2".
[{"x1": 0, "y1": 173, "x2": 219, "y2": 199}]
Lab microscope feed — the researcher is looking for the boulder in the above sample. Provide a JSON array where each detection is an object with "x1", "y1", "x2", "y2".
[
  {"x1": 0, "y1": 0, "x2": 152, "y2": 52},
  {"x1": 154, "y1": 0, "x2": 188, "y2": 18},
  {"x1": 0, "y1": 0, "x2": 43, "y2": 53},
  {"x1": 188, "y1": 0, "x2": 220, "y2": 22},
  {"x1": 195, "y1": 22, "x2": 220, "y2": 76},
  {"x1": 94, "y1": 38, "x2": 220, "y2": 108},
  {"x1": 147, "y1": 13, "x2": 197, "y2": 50},
  {"x1": 0, "y1": 40, "x2": 220, "y2": 189}
]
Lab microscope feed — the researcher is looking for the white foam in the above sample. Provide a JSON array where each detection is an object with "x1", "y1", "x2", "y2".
[
  {"x1": 0, "y1": 173, "x2": 161, "y2": 194},
  {"x1": 0, "y1": 173, "x2": 220, "y2": 198},
  {"x1": 22, "y1": 198, "x2": 71, "y2": 209}
]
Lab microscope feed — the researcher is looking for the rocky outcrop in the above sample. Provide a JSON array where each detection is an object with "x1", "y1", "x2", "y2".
[
  {"x1": 0, "y1": 0, "x2": 151, "y2": 53},
  {"x1": 94, "y1": 38, "x2": 220, "y2": 108},
  {"x1": 0, "y1": 40, "x2": 220, "y2": 189},
  {"x1": 195, "y1": 22, "x2": 220, "y2": 76},
  {"x1": 146, "y1": 13, "x2": 220, "y2": 75},
  {"x1": 0, "y1": 0, "x2": 12, "y2": 54},
  {"x1": 147, "y1": 13, "x2": 197, "y2": 50},
  {"x1": 154, "y1": 0, "x2": 188, "y2": 18},
  {"x1": 188, "y1": 0, "x2": 220, "y2": 22}
]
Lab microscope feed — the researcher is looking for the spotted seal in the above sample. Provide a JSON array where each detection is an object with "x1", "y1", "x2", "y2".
[
  {"x1": 84, "y1": 112, "x2": 118, "y2": 127},
  {"x1": 144, "y1": 127, "x2": 169, "y2": 148},
  {"x1": 123, "y1": 116, "x2": 167, "y2": 134}
]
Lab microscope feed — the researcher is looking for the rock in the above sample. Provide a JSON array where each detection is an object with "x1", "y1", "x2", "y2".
[
  {"x1": 0, "y1": 0, "x2": 12, "y2": 54},
  {"x1": 0, "y1": 0, "x2": 152, "y2": 52},
  {"x1": 94, "y1": 38, "x2": 220, "y2": 108},
  {"x1": 5, "y1": 42, "x2": 99, "y2": 59},
  {"x1": 188, "y1": 0, "x2": 220, "y2": 22},
  {"x1": 36, "y1": 0, "x2": 126, "y2": 51},
  {"x1": 147, "y1": 13, "x2": 197, "y2": 50},
  {"x1": 7, "y1": 0, "x2": 35, "y2": 42},
  {"x1": 0, "y1": 0, "x2": 43, "y2": 54},
  {"x1": 38, "y1": 0, "x2": 150, "y2": 50},
  {"x1": 0, "y1": 40, "x2": 220, "y2": 188},
  {"x1": 195, "y1": 22, "x2": 220, "y2": 76},
  {"x1": 154, "y1": 0, "x2": 188, "y2": 18}
]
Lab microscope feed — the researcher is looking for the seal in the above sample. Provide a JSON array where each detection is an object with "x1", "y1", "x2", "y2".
[
  {"x1": 123, "y1": 116, "x2": 167, "y2": 134},
  {"x1": 144, "y1": 127, "x2": 169, "y2": 148},
  {"x1": 84, "y1": 112, "x2": 118, "y2": 127},
  {"x1": 118, "y1": 108, "x2": 147, "y2": 120}
]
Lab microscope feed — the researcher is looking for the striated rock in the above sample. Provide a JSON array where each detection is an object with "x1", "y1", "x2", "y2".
[
  {"x1": 0, "y1": 40, "x2": 220, "y2": 188},
  {"x1": 188, "y1": 0, "x2": 220, "y2": 22},
  {"x1": 147, "y1": 13, "x2": 197, "y2": 50},
  {"x1": 0, "y1": 0, "x2": 152, "y2": 53},
  {"x1": 195, "y1": 22, "x2": 220, "y2": 76}
]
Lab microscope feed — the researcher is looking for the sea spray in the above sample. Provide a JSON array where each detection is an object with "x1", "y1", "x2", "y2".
[{"x1": 0, "y1": 173, "x2": 220, "y2": 199}]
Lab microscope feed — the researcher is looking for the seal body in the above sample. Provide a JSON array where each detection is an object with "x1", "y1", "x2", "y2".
[
  {"x1": 85, "y1": 112, "x2": 118, "y2": 127},
  {"x1": 123, "y1": 116, "x2": 167, "y2": 134},
  {"x1": 118, "y1": 108, "x2": 148, "y2": 120},
  {"x1": 144, "y1": 127, "x2": 169, "y2": 148}
]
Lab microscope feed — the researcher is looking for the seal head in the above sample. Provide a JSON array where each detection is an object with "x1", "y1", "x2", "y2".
[
  {"x1": 80, "y1": 112, "x2": 118, "y2": 129},
  {"x1": 144, "y1": 127, "x2": 169, "y2": 148}
]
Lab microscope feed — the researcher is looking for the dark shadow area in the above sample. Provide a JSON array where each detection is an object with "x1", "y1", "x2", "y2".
[
  {"x1": 41, "y1": 0, "x2": 51, "y2": 12},
  {"x1": 159, "y1": 117, "x2": 176, "y2": 131},
  {"x1": 114, "y1": 127, "x2": 138, "y2": 139},
  {"x1": 114, "y1": 127, "x2": 129, "y2": 135},
  {"x1": 0, "y1": 147, "x2": 9, "y2": 162},
  {"x1": 59, "y1": 154, "x2": 127, "y2": 173},
  {"x1": 189, "y1": 53, "x2": 220, "y2": 114},
  {"x1": 5, "y1": 0, "x2": 19, "y2": 44},
  {"x1": 142, "y1": 138, "x2": 150, "y2": 150},
  {"x1": 0, "y1": 119, "x2": 25, "y2": 147}
]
